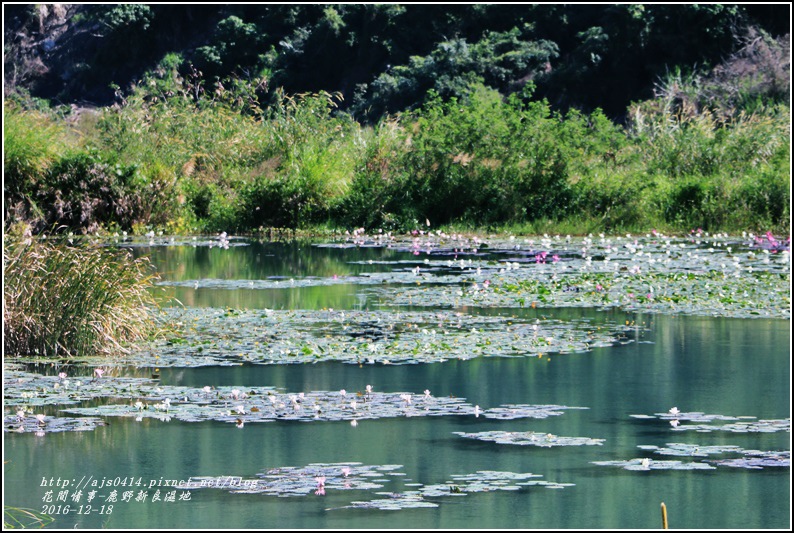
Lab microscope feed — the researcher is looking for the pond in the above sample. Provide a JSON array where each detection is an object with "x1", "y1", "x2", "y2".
[{"x1": 4, "y1": 232, "x2": 790, "y2": 529}]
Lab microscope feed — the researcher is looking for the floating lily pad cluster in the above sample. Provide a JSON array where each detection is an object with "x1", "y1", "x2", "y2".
[
  {"x1": 3, "y1": 366, "x2": 158, "y2": 407},
  {"x1": 637, "y1": 443, "x2": 745, "y2": 457},
  {"x1": 374, "y1": 269, "x2": 789, "y2": 319},
  {"x1": 670, "y1": 420, "x2": 791, "y2": 434},
  {"x1": 320, "y1": 233, "x2": 791, "y2": 319},
  {"x1": 591, "y1": 458, "x2": 717, "y2": 471},
  {"x1": 3, "y1": 413, "x2": 106, "y2": 434},
  {"x1": 337, "y1": 492, "x2": 440, "y2": 510},
  {"x1": 182, "y1": 463, "x2": 402, "y2": 496},
  {"x1": 150, "y1": 232, "x2": 788, "y2": 319},
  {"x1": 636, "y1": 444, "x2": 790, "y2": 470},
  {"x1": 337, "y1": 470, "x2": 574, "y2": 511},
  {"x1": 480, "y1": 404, "x2": 589, "y2": 420},
  {"x1": 630, "y1": 411, "x2": 790, "y2": 433},
  {"x1": 48, "y1": 307, "x2": 632, "y2": 368},
  {"x1": 454, "y1": 430, "x2": 605, "y2": 447},
  {"x1": 60, "y1": 386, "x2": 588, "y2": 426},
  {"x1": 630, "y1": 411, "x2": 748, "y2": 423},
  {"x1": 183, "y1": 463, "x2": 574, "y2": 510},
  {"x1": 709, "y1": 450, "x2": 790, "y2": 469}
]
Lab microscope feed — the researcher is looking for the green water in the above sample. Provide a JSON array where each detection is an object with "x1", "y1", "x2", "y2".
[{"x1": 4, "y1": 239, "x2": 790, "y2": 529}]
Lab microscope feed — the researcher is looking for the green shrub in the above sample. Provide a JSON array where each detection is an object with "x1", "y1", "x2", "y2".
[{"x1": 3, "y1": 104, "x2": 70, "y2": 222}]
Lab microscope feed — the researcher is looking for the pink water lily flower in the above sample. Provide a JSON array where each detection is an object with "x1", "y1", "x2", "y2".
[
  {"x1": 93, "y1": 368, "x2": 105, "y2": 379},
  {"x1": 58, "y1": 372, "x2": 67, "y2": 380}
]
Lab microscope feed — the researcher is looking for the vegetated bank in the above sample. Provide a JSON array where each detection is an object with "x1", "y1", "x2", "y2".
[{"x1": 3, "y1": 27, "x2": 790, "y2": 237}]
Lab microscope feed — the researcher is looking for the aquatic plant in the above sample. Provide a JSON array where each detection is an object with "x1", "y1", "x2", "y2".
[
  {"x1": 3, "y1": 237, "x2": 159, "y2": 358},
  {"x1": 591, "y1": 458, "x2": 716, "y2": 471},
  {"x1": 454, "y1": 430, "x2": 605, "y2": 447},
  {"x1": 3, "y1": 413, "x2": 106, "y2": 434}
]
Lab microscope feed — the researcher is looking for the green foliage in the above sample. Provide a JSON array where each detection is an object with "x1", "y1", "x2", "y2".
[
  {"x1": 194, "y1": 16, "x2": 266, "y2": 79},
  {"x1": 33, "y1": 150, "x2": 145, "y2": 232},
  {"x1": 3, "y1": 237, "x2": 159, "y2": 358},
  {"x1": 358, "y1": 29, "x2": 557, "y2": 119},
  {"x1": 3, "y1": 104, "x2": 68, "y2": 204},
  {"x1": 4, "y1": 59, "x2": 789, "y2": 235},
  {"x1": 237, "y1": 91, "x2": 363, "y2": 229}
]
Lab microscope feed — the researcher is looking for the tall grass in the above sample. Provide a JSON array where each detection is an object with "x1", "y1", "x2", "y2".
[
  {"x1": 4, "y1": 71, "x2": 790, "y2": 235},
  {"x1": 3, "y1": 237, "x2": 159, "y2": 358}
]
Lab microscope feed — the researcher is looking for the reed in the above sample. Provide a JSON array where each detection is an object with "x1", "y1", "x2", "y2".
[{"x1": 3, "y1": 236, "x2": 159, "y2": 358}]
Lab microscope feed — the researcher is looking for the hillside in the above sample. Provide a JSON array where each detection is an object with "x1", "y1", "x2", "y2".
[{"x1": 4, "y1": 4, "x2": 789, "y2": 119}]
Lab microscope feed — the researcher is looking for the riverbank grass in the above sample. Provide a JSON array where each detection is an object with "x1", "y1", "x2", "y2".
[{"x1": 3, "y1": 237, "x2": 159, "y2": 358}]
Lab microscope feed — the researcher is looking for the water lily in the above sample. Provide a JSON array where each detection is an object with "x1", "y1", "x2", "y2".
[
  {"x1": 669, "y1": 407, "x2": 681, "y2": 416},
  {"x1": 35, "y1": 414, "x2": 46, "y2": 425},
  {"x1": 235, "y1": 405, "x2": 245, "y2": 415},
  {"x1": 58, "y1": 372, "x2": 67, "y2": 380},
  {"x1": 231, "y1": 389, "x2": 240, "y2": 400},
  {"x1": 93, "y1": 368, "x2": 105, "y2": 379}
]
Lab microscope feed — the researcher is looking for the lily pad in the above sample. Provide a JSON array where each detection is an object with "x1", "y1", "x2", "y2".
[
  {"x1": 670, "y1": 419, "x2": 790, "y2": 434},
  {"x1": 709, "y1": 450, "x2": 790, "y2": 469},
  {"x1": 330, "y1": 469, "x2": 573, "y2": 511},
  {"x1": 591, "y1": 458, "x2": 716, "y2": 471},
  {"x1": 182, "y1": 463, "x2": 403, "y2": 496},
  {"x1": 3, "y1": 366, "x2": 159, "y2": 407},
  {"x1": 54, "y1": 381, "x2": 588, "y2": 426},
  {"x1": 4, "y1": 413, "x2": 106, "y2": 434},
  {"x1": 637, "y1": 443, "x2": 744, "y2": 457},
  {"x1": 481, "y1": 404, "x2": 589, "y2": 420},
  {"x1": 24, "y1": 307, "x2": 635, "y2": 368},
  {"x1": 455, "y1": 430, "x2": 605, "y2": 447},
  {"x1": 333, "y1": 492, "x2": 439, "y2": 510}
]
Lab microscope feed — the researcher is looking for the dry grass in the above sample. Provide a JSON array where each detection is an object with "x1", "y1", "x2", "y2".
[{"x1": 3, "y1": 236, "x2": 159, "y2": 358}]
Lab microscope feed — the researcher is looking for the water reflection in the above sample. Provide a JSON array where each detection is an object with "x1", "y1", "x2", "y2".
[{"x1": 4, "y1": 240, "x2": 789, "y2": 529}]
